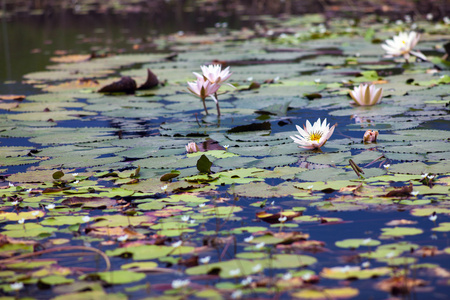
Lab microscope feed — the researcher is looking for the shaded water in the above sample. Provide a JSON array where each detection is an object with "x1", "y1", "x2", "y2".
[{"x1": 1, "y1": 10, "x2": 242, "y2": 83}]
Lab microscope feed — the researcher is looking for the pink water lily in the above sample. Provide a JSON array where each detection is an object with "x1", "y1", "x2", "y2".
[
  {"x1": 363, "y1": 130, "x2": 379, "y2": 143},
  {"x1": 187, "y1": 77, "x2": 220, "y2": 115},
  {"x1": 190, "y1": 64, "x2": 234, "y2": 116},
  {"x1": 381, "y1": 31, "x2": 427, "y2": 61},
  {"x1": 185, "y1": 142, "x2": 199, "y2": 153},
  {"x1": 349, "y1": 84, "x2": 383, "y2": 106},
  {"x1": 290, "y1": 118, "x2": 336, "y2": 150}
]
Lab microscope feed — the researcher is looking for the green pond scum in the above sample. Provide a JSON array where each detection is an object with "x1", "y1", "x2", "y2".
[{"x1": 0, "y1": 6, "x2": 450, "y2": 300}]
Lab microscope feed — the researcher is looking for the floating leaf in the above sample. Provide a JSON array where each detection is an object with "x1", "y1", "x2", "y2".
[
  {"x1": 335, "y1": 238, "x2": 381, "y2": 249},
  {"x1": 321, "y1": 266, "x2": 390, "y2": 280},
  {"x1": 86, "y1": 270, "x2": 145, "y2": 284},
  {"x1": 292, "y1": 287, "x2": 359, "y2": 299},
  {"x1": 380, "y1": 227, "x2": 424, "y2": 237}
]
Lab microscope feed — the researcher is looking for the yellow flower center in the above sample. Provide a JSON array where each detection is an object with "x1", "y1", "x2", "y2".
[{"x1": 309, "y1": 131, "x2": 323, "y2": 142}]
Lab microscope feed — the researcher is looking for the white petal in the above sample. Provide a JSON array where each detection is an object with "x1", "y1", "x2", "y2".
[
  {"x1": 308, "y1": 119, "x2": 316, "y2": 131},
  {"x1": 295, "y1": 125, "x2": 308, "y2": 138},
  {"x1": 410, "y1": 50, "x2": 427, "y2": 61},
  {"x1": 193, "y1": 72, "x2": 203, "y2": 80}
]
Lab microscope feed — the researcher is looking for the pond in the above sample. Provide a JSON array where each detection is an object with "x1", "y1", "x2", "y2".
[{"x1": 1, "y1": 4, "x2": 450, "y2": 300}]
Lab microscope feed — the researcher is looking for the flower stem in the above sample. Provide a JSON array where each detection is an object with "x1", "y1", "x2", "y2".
[
  {"x1": 201, "y1": 97, "x2": 209, "y2": 115},
  {"x1": 214, "y1": 92, "x2": 221, "y2": 116},
  {"x1": 216, "y1": 101, "x2": 221, "y2": 116}
]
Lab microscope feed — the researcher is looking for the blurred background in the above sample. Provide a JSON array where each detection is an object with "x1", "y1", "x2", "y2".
[{"x1": 1, "y1": 0, "x2": 449, "y2": 84}]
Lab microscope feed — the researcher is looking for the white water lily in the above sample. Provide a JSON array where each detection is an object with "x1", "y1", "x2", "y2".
[
  {"x1": 82, "y1": 216, "x2": 91, "y2": 223},
  {"x1": 282, "y1": 272, "x2": 292, "y2": 280},
  {"x1": 381, "y1": 31, "x2": 427, "y2": 61},
  {"x1": 385, "y1": 252, "x2": 396, "y2": 258},
  {"x1": 349, "y1": 84, "x2": 383, "y2": 106},
  {"x1": 290, "y1": 118, "x2": 336, "y2": 150},
  {"x1": 45, "y1": 204, "x2": 55, "y2": 210},
  {"x1": 252, "y1": 264, "x2": 262, "y2": 272},
  {"x1": 429, "y1": 213, "x2": 437, "y2": 222},
  {"x1": 362, "y1": 238, "x2": 372, "y2": 245},
  {"x1": 241, "y1": 276, "x2": 253, "y2": 286},
  {"x1": 255, "y1": 242, "x2": 265, "y2": 249},
  {"x1": 194, "y1": 64, "x2": 233, "y2": 87},
  {"x1": 117, "y1": 234, "x2": 129, "y2": 242},
  {"x1": 171, "y1": 279, "x2": 190, "y2": 289},
  {"x1": 244, "y1": 236, "x2": 254, "y2": 243},
  {"x1": 199, "y1": 256, "x2": 211, "y2": 264},
  {"x1": 278, "y1": 216, "x2": 287, "y2": 223},
  {"x1": 302, "y1": 273, "x2": 313, "y2": 281},
  {"x1": 231, "y1": 290, "x2": 243, "y2": 299},
  {"x1": 337, "y1": 265, "x2": 359, "y2": 273},
  {"x1": 10, "y1": 282, "x2": 24, "y2": 291},
  {"x1": 172, "y1": 240, "x2": 182, "y2": 248}
]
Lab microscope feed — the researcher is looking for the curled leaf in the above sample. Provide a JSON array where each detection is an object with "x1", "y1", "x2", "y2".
[
  {"x1": 138, "y1": 69, "x2": 159, "y2": 90},
  {"x1": 98, "y1": 76, "x2": 137, "y2": 94}
]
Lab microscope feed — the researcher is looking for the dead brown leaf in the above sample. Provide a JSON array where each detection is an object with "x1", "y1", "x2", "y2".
[
  {"x1": 384, "y1": 182, "x2": 413, "y2": 198},
  {"x1": 375, "y1": 275, "x2": 427, "y2": 295},
  {"x1": 0, "y1": 94, "x2": 25, "y2": 100}
]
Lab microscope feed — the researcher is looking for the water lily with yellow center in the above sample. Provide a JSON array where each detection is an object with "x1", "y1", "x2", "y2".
[
  {"x1": 349, "y1": 84, "x2": 383, "y2": 106},
  {"x1": 381, "y1": 31, "x2": 427, "y2": 61},
  {"x1": 290, "y1": 118, "x2": 336, "y2": 150}
]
